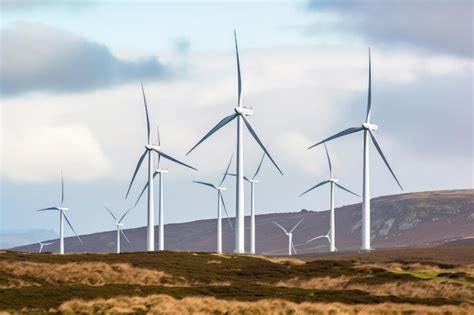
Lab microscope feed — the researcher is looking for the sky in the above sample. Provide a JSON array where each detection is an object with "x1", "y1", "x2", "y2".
[{"x1": 1, "y1": 0, "x2": 473, "y2": 248}]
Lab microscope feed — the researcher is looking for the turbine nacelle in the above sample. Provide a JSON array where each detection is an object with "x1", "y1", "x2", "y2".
[
  {"x1": 234, "y1": 106, "x2": 253, "y2": 116},
  {"x1": 362, "y1": 122, "x2": 378, "y2": 131},
  {"x1": 156, "y1": 169, "x2": 169, "y2": 174},
  {"x1": 145, "y1": 144, "x2": 161, "y2": 151},
  {"x1": 116, "y1": 223, "x2": 124, "y2": 227},
  {"x1": 329, "y1": 178, "x2": 339, "y2": 183},
  {"x1": 248, "y1": 179, "x2": 259, "y2": 184},
  {"x1": 57, "y1": 207, "x2": 69, "y2": 211},
  {"x1": 217, "y1": 186, "x2": 227, "y2": 191}
]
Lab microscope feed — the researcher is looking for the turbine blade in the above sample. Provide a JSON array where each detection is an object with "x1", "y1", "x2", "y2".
[
  {"x1": 366, "y1": 48, "x2": 372, "y2": 123},
  {"x1": 134, "y1": 171, "x2": 159, "y2": 207},
  {"x1": 223, "y1": 173, "x2": 250, "y2": 182},
  {"x1": 241, "y1": 115, "x2": 283, "y2": 175},
  {"x1": 272, "y1": 221, "x2": 288, "y2": 234},
  {"x1": 104, "y1": 206, "x2": 117, "y2": 222},
  {"x1": 324, "y1": 144, "x2": 333, "y2": 178},
  {"x1": 125, "y1": 150, "x2": 148, "y2": 199},
  {"x1": 193, "y1": 181, "x2": 217, "y2": 189},
  {"x1": 219, "y1": 155, "x2": 233, "y2": 187},
  {"x1": 334, "y1": 182, "x2": 361, "y2": 197},
  {"x1": 234, "y1": 29, "x2": 242, "y2": 107},
  {"x1": 252, "y1": 152, "x2": 265, "y2": 180},
  {"x1": 186, "y1": 113, "x2": 238, "y2": 155},
  {"x1": 119, "y1": 208, "x2": 133, "y2": 224},
  {"x1": 153, "y1": 149, "x2": 197, "y2": 170},
  {"x1": 306, "y1": 235, "x2": 325, "y2": 244},
  {"x1": 291, "y1": 241, "x2": 297, "y2": 255},
  {"x1": 157, "y1": 125, "x2": 161, "y2": 146},
  {"x1": 308, "y1": 127, "x2": 363, "y2": 150},
  {"x1": 61, "y1": 171, "x2": 64, "y2": 207},
  {"x1": 63, "y1": 214, "x2": 83, "y2": 244},
  {"x1": 36, "y1": 207, "x2": 59, "y2": 212},
  {"x1": 141, "y1": 83, "x2": 151, "y2": 144},
  {"x1": 368, "y1": 130, "x2": 403, "y2": 190},
  {"x1": 299, "y1": 180, "x2": 330, "y2": 197},
  {"x1": 219, "y1": 191, "x2": 233, "y2": 229},
  {"x1": 290, "y1": 216, "x2": 304, "y2": 233},
  {"x1": 120, "y1": 229, "x2": 131, "y2": 244}
]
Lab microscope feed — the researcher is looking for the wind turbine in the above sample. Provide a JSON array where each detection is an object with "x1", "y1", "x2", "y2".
[
  {"x1": 126, "y1": 85, "x2": 196, "y2": 252},
  {"x1": 193, "y1": 156, "x2": 234, "y2": 254},
  {"x1": 187, "y1": 30, "x2": 283, "y2": 254},
  {"x1": 37, "y1": 240, "x2": 54, "y2": 253},
  {"x1": 300, "y1": 144, "x2": 360, "y2": 252},
  {"x1": 272, "y1": 216, "x2": 304, "y2": 256},
  {"x1": 306, "y1": 230, "x2": 333, "y2": 250},
  {"x1": 132, "y1": 125, "x2": 196, "y2": 251},
  {"x1": 104, "y1": 206, "x2": 132, "y2": 254},
  {"x1": 225, "y1": 153, "x2": 265, "y2": 254},
  {"x1": 36, "y1": 172, "x2": 82, "y2": 255},
  {"x1": 307, "y1": 48, "x2": 403, "y2": 251}
]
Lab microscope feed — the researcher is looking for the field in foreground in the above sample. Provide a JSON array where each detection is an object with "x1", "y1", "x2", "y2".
[{"x1": 0, "y1": 246, "x2": 473, "y2": 314}]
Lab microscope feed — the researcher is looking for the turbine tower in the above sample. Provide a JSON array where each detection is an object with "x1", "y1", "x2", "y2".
[
  {"x1": 299, "y1": 144, "x2": 360, "y2": 252},
  {"x1": 104, "y1": 206, "x2": 132, "y2": 254},
  {"x1": 193, "y1": 156, "x2": 234, "y2": 253},
  {"x1": 187, "y1": 30, "x2": 283, "y2": 253},
  {"x1": 133, "y1": 126, "x2": 196, "y2": 251},
  {"x1": 225, "y1": 153, "x2": 265, "y2": 254},
  {"x1": 272, "y1": 216, "x2": 304, "y2": 256},
  {"x1": 307, "y1": 49, "x2": 403, "y2": 251},
  {"x1": 36, "y1": 172, "x2": 82, "y2": 255}
]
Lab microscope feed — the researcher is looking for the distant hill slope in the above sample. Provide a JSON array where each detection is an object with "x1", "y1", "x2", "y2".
[{"x1": 12, "y1": 189, "x2": 474, "y2": 254}]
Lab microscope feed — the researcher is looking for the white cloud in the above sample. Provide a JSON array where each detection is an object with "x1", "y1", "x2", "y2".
[{"x1": 2, "y1": 125, "x2": 110, "y2": 182}]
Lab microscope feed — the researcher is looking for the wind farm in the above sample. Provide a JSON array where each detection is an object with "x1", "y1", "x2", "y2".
[{"x1": 2, "y1": 1, "x2": 473, "y2": 313}]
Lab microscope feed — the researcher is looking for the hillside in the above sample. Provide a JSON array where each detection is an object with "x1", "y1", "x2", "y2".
[
  {"x1": 12, "y1": 189, "x2": 474, "y2": 254},
  {"x1": 1, "y1": 247, "x2": 473, "y2": 313}
]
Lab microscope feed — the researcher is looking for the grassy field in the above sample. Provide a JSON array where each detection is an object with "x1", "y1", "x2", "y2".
[{"x1": 0, "y1": 247, "x2": 473, "y2": 314}]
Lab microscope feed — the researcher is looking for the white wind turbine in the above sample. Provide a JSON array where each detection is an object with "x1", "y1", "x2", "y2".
[
  {"x1": 300, "y1": 144, "x2": 360, "y2": 252},
  {"x1": 187, "y1": 30, "x2": 283, "y2": 254},
  {"x1": 126, "y1": 86, "x2": 196, "y2": 252},
  {"x1": 225, "y1": 153, "x2": 265, "y2": 254},
  {"x1": 307, "y1": 49, "x2": 403, "y2": 251},
  {"x1": 272, "y1": 216, "x2": 304, "y2": 256},
  {"x1": 193, "y1": 156, "x2": 234, "y2": 254},
  {"x1": 37, "y1": 240, "x2": 54, "y2": 253},
  {"x1": 306, "y1": 230, "x2": 332, "y2": 250},
  {"x1": 130, "y1": 125, "x2": 196, "y2": 251},
  {"x1": 104, "y1": 206, "x2": 133, "y2": 254},
  {"x1": 36, "y1": 172, "x2": 82, "y2": 255}
]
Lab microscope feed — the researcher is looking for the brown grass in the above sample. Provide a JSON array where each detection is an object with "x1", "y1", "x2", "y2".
[
  {"x1": 274, "y1": 276, "x2": 474, "y2": 301},
  {"x1": 0, "y1": 261, "x2": 186, "y2": 287},
  {"x1": 56, "y1": 294, "x2": 474, "y2": 314},
  {"x1": 255, "y1": 255, "x2": 306, "y2": 266}
]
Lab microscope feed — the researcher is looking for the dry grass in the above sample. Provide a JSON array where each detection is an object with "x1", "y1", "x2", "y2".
[
  {"x1": 0, "y1": 261, "x2": 186, "y2": 287},
  {"x1": 255, "y1": 255, "x2": 306, "y2": 266},
  {"x1": 57, "y1": 294, "x2": 474, "y2": 314},
  {"x1": 274, "y1": 276, "x2": 474, "y2": 301}
]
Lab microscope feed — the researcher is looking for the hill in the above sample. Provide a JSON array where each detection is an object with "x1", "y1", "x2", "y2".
[
  {"x1": 12, "y1": 189, "x2": 474, "y2": 254},
  {"x1": 0, "y1": 247, "x2": 473, "y2": 313}
]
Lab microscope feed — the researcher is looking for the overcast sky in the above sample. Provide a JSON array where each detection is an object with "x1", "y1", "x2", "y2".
[{"x1": 1, "y1": 0, "x2": 472, "y2": 246}]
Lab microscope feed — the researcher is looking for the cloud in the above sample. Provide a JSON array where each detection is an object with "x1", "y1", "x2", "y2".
[
  {"x1": 2, "y1": 124, "x2": 111, "y2": 182},
  {"x1": 173, "y1": 37, "x2": 191, "y2": 54},
  {"x1": 0, "y1": 23, "x2": 172, "y2": 96},
  {"x1": 307, "y1": 0, "x2": 473, "y2": 58}
]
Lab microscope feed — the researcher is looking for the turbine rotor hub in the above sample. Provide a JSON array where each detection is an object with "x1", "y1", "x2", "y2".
[
  {"x1": 362, "y1": 122, "x2": 378, "y2": 130},
  {"x1": 217, "y1": 186, "x2": 227, "y2": 191},
  {"x1": 329, "y1": 178, "x2": 339, "y2": 183},
  {"x1": 234, "y1": 106, "x2": 253, "y2": 116},
  {"x1": 145, "y1": 144, "x2": 161, "y2": 151},
  {"x1": 58, "y1": 207, "x2": 68, "y2": 211},
  {"x1": 157, "y1": 169, "x2": 168, "y2": 174}
]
